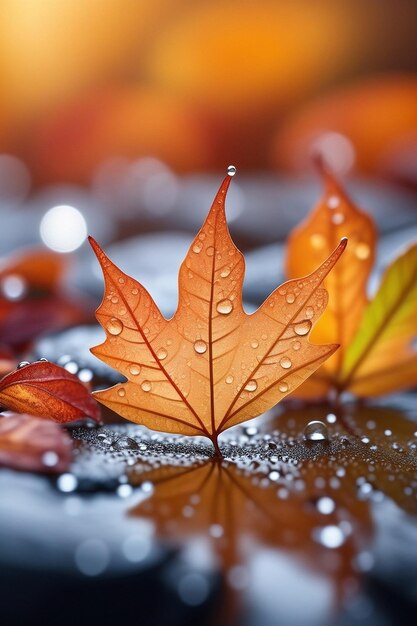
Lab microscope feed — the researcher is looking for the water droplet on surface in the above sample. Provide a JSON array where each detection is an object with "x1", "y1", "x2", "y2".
[
  {"x1": 114, "y1": 436, "x2": 139, "y2": 451},
  {"x1": 280, "y1": 357, "x2": 292, "y2": 369},
  {"x1": 194, "y1": 340, "x2": 207, "y2": 354},
  {"x1": 244, "y1": 379, "x2": 258, "y2": 392},
  {"x1": 17, "y1": 360, "x2": 30, "y2": 368},
  {"x1": 216, "y1": 299, "x2": 233, "y2": 315},
  {"x1": 225, "y1": 375, "x2": 234, "y2": 384},
  {"x1": 316, "y1": 496, "x2": 336, "y2": 515},
  {"x1": 278, "y1": 382, "x2": 289, "y2": 393},
  {"x1": 157, "y1": 347, "x2": 168, "y2": 360},
  {"x1": 292, "y1": 341, "x2": 301, "y2": 351},
  {"x1": 118, "y1": 277, "x2": 125, "y2": 284},
  {"x1": 227, "y1": 165, "x2": 237, "y2": 176},
  {"x1": 117, "y1": 388, "x2": 126, "y2": 397},
  {"x1": 129, "y1": 364, "x2": 141, "y2": 376},
  {"x1": 327, "y1": 195, "x2": 340, "y2": 209},
  {"x1": 314, "y1": 524, "x2": 345, "y2": 548},
  {"x1": 42, "y1": 451, "x2": 59, "y2": 467},
  {"x1": 206, "y1": 246, "x2": 215, "y2": 257},
  {"x1": 286, "y1": 293, "x2": 295, "y2": 304},
  {"x1": 141, "y1": 381, "x2": 152, "y2": 392},
  {"x1": 132, "y1": 288, "x2": 139, "y2": 295},
  {"x1": 304, "y1": 420, "x2": 329, "y2": 442},
  {"x1": 294, "y1": 320, "x2": 312, "y2": 336},
  {"x1": 220, "y1": 267, "x2": 231, "y2": 278},
  {"x1": 355, "y1": 243, "x2": 370, "y2": 260},
  {"x1": 111, "y1": 296, "x2": 118, "y2": 304},
  {"x1": 192, "y1": 242, "x2": 203, "y2": 254},
  {"x1": 57, "y1": 473, "x2": 78, "y2": 493},
  {"x1": 250, "y1": 340, "x2": 259, "y2": 349},
  {"x1": 106, "y1": 317, "x2": 123, "y2": 336}
]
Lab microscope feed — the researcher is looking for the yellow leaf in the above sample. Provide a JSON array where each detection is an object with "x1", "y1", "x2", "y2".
[{"x1": 341, "y1": 244, "x2": 417, "y2": 395}]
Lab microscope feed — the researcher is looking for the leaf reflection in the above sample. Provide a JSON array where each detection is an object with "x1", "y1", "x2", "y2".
[{"x1": 127, "y1": 401, "x2": 416, "y2": 623}]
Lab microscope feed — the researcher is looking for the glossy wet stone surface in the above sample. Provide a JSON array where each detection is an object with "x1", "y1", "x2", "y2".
[{"x1": 1, "y1": 397, "x2": 416, "y2": 626}]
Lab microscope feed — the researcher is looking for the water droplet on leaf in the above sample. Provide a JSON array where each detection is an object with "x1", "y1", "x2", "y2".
[
  {"x1": 244, "y1": 379, "x2": 258, "y2": 392},
  {"x1": 194, "y1": 340, "x2": 207, "y2": 354},
  {"x1": 106, "y1": 317, "x2": 123, "y2": 336},
  {"x1": 216, "y1": 299, "x2": 233, "y2": 315},
  {"x1": 294, "y1": 320, "x2": 312, "y2": 336},
  {"x1": 227, "y1": 165, "x2": 237, "y2": 176}
]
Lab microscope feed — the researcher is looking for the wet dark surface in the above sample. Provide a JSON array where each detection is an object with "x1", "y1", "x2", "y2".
[{"x1": 1, "y1": 397, "x2": 416, "y2": 626}]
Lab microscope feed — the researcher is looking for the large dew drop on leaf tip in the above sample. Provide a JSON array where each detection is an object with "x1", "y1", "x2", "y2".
[{"x1": 227, "y1": 165, "x2": 237, "y2": 176}]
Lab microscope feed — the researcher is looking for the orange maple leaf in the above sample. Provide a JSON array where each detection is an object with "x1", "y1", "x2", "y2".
[
  {"x1": 286, "y1": 158, "x2": 417, "y2": 398},
  {"x1": 90, "y1": 171, "x2": 346, "y2": 451}
]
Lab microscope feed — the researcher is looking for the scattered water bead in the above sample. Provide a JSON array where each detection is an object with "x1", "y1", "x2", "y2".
[
  {"x1": 305, "y1": 306, "x2": 314, "y2": 319},
  {"x1": 114, "y1": 436, "x2": 139, "y2": 451},
  {"x1": 304, "y1": 420, "x2": 329, "y2": 442},
  {"x1": 216, "y1": 299, "x2": 233, "y2": 315},
  {"x1": 286, "y1": 293, "x2": 295, "y2": 304},
  {"x1": 310, "y1": 233, "x2": 326, "y2": 249},
  {"x1": 294, "y1": 320, "x2": 312, "y2": 336},
  {"x1": 42, "y1": 451, "x2": 59, "y2": 467},
  {"x1": 292, "y1": 341, "x2": 301, "y2": 351},
  {"x1": 210, "y1": 524, "x2": 224, "y2": 538},
  {"x1": 118, "y1": 277, "x2": 125, "y2": 284},
  {"x1": 331, "y1": 212, "x2": 345, "y2": 225},
  {"x1": 227, "y1": 165, "x2": 237, "y2": 176},
  {"x1": 157, "y1": 347, "x2": 168, "y2": 360},
  {"x1": 117, "y1": 388, "x2": 126, "y2": 397},
  {"x1": 57, "y1": 473, "x2": 78, "y2": 493},
  {"x1": 220, "y1": 267, "x2": 231, "y2": 278},
  {"x1": 111, "y1": 296, "x2": 118, "y2": 304},
  {"x1": 278, "y1": 382, "x2": 289, "y2": 393},
  {"x1": 327, "y1": 195, "x2": 340, "y2": 209},
  {"x1": 129, "y1": 364, "x2": 141, "y2": 376},
  {"x1": 250, "y1": 340, "x2": 259, "y2": 349},
  {"x1": 279, "y1": 357, "x2": 292, "y2": 369},
  {"x1": 132, "y1": 288, "x2": 139, "y2": 295},
  {"x1": 141, "y1": 381, "x2": 152, "y2": 392},
  {"x1": 316, "y1": 496, "x2": 336, "y2": 515},
  {"x1": 194, "y1": 340, "x2": 207, "y2": 354},
  {"x1": 314, "y1": 525, "x2": 345, "y2": 549},
  {"x1": 244, "y1": 379, "x2": 258, "y2": 392},
  {"x1": 206, "y1": 246, "x2": 215, "y2": 257},
  {"x1": 17, "y1": 360, "x2": 30, "y2": 368},
  {"x1": 355, "y1": 242, "x2": 371, "y2": 260},
  {"x1": 192, "y1": 242, "x2": 203, "y2": 254},
  {"x1": 225, "y1": 375, "x2": 234, "y2": 384},
  {"x1": 106, "y1": 317, "x2": 123, "y2": 336}
]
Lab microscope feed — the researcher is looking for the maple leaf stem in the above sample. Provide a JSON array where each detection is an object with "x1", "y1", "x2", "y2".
[{"x1": 211, "y1": 435, "x2": 223, "y2": 458}]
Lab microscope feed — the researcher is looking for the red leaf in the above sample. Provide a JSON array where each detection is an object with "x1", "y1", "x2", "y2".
[
  {"x1": 0, "y1": 361, "x2": 101, "y2": 424},
  {"x1": 0, "y1": 412, "x2": 72, "y2": 473}
]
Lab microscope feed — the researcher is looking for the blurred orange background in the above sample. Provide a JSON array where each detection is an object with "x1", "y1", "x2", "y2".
[{"x1": 0, "y1": 0, "x2": 417, "y2": 186}]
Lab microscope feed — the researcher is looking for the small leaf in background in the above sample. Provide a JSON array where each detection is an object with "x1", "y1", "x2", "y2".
[
  {"x1": 341, "y1": 244, "x2": 417, "y2": 395},
  {"x1": 0, "y1": 412, "x2": 72, "y2": 473},
  {"x1": 286, "y1": 159, "x2": 417, "y2": 398},
  {"x1": 0, "y1": 361, "x2": 101, "y2": 424},
  {"x1": 90, "y1": 171, "x2": 346, "y2": 449},
  {"x1": 0, "y1": 248, "x2": 90, "y2": 351}
]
